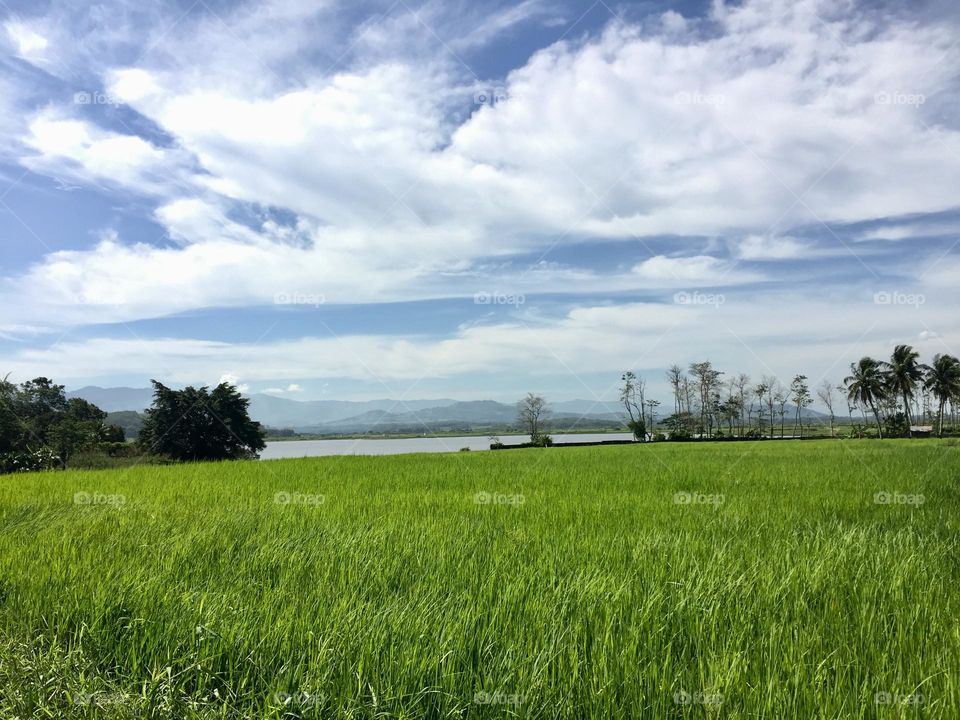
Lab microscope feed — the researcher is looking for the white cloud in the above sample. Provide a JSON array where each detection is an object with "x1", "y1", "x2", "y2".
[
  {"x1": 4, "y1": 20, "x2": 48, "y2": 58},
  {"x1": 1, "y1": 0, "x2": 960, "y2": 383},
  {"x1": 735, "y1": 235, "x2": 811, "y2": 261},
  {"x1": 5, "y1": 288, "x2": 957, "y2": 398},
  {"x1": 632, "y1": 255, "x2": 760, "y2": 286},
  {"x1": 856, "y1": 219, "x2": 960, "y2": 242},
  {"x1": 21, "y1": 113, "x2": 176, "y2": 193}
]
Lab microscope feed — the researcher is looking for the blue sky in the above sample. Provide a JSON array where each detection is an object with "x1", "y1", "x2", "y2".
[{"x1": 0, "y1": 0, "x2": 958, "y2": 404}]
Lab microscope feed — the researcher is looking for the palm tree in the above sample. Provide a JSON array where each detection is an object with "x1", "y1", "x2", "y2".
[
  {"x1": 925, "y1": 354, "x2": 960, "y2": 437},
  {"x1": 883, "y1": 344, "x2": 926, "y2": 435},
  {"x1": 845, "y1": 357, "x2": 887, "y2": 438}
]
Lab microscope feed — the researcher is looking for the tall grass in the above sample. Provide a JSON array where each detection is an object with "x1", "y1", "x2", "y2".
[{"x1": 1, "y1": 440, "x2": 958, "y2": 718}]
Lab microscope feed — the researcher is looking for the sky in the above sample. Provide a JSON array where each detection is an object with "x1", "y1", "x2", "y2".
[{"x1": 0, "y1": 0, "x2": 958, "y2": 405}]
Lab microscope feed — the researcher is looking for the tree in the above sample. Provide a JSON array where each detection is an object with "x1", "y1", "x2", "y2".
[
  {"x1": 884, "y1": 344, "x2": 926, "y2": 435},
  {"x1": 517, "y1": 393, "x2": 550, "y2": 444},
  {"x1": 732, "y1": 374, "x2": 751, "y2": 436},
  {"x1": 925, "y1": 354, "x2": 960, "y2": 437},
  {"x1": 0, "y1": 375, "x2": 23, "y2": 454},
  {"x1": 761, "y1": 375, "x2": 778, "y2": 438},
  {"x1": 619, "y1": 372, "x2": 646, "y2": 441},
  {"x1": 773, "y1": 384, "x2": 788, "y2": 437},
  {"x1": 667, "y1": 365, "x2": 684, "y2": 415},
  {"x1": 817, "y1": 380, "x2": 836, "y2": 437},
  {"x1": 845, "y1": 357, "x2": 887, "y2": 438},
  {"x1": 753, "y1": 381, "x2": 768, "y2": 436},
  {"x1": 0, "y1": 376, "x2": 117, "y2": 471},
  {"x1": 790, "y1": 374, "x2": 812, "y2": 438},
  {"x1": 645, "y1": 399, "x2": 661, "y2": 436},
  {"x1": 138, "y1": 381, "x2": 266, "y2": 461},
  {"x1": 689, "y1": 361, "x2": 723, "y2": 436}
]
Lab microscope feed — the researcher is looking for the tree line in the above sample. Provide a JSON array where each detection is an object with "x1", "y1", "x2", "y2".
[
  {"x1": 1, "y1": 378, "x2": 265, "y2": 474},
  {"x1": 614, "y1": 344, "x2": 960, "y2": 440}
]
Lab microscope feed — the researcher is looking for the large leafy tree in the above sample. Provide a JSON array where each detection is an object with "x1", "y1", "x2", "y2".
[
  {"x1": 138, "y1": 381, "x2": 266, "y2": 461},
  {"x1": 883, "y1": 344, "x2": 926, "y2": 434},
  {"x1": 0, "y1": 377, "x2": 118, "y2": 470},
  {"x1": 925, "y1": 354, "x2": 960, "y2": 437},
  {"x1": 845, "y1": 357, "x2": 887, "y2": 438}
]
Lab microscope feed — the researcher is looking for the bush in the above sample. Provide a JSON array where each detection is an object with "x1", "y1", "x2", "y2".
[
  {"x1": 627, "y1": 419, "x2": 645, "y2": 441},
  {"x1": 653, "y1": 432, "x2": 666, "y2": 442},
  {"x1": 0, "y1": 449, "x2": 60, "y2": 474}
]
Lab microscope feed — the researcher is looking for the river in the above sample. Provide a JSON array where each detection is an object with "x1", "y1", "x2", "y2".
[{"x1": 260, "y1": 433, "x2": 636, "y2": 459}]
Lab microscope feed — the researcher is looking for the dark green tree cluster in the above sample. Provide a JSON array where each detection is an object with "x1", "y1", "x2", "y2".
[
  {"x1": 845, "y1": 346, "x2": 960, "y2": 438},
  {"x1": 623, "y1": 343, "x2": 960, "y2": 441},
  {"x1": 0, "y1": 376, "x2": 124, "y2": 472},
  {"x1": 137, "y1": 381, "x2": 266, "y2": 461}
]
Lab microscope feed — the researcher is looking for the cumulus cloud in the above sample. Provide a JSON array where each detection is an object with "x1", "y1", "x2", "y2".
[{"x1": 1, "y1": 0, "x2": 959, "y2": 395}]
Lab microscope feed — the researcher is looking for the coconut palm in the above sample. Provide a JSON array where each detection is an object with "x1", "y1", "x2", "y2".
[
  {"x1": 925, "y1": 354, "x2": 960, "y2": 437},
  {"x1": 883, "y1": 344, "x2": 926, "y2": 434},
  {"x1": 845, "y1": 357, "x2": 887, "y2": 438}
]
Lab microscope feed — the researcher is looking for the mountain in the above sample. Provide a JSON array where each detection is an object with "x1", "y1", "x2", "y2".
[
  {"x1": 105, "y1": 410, "x2": 146, "y2": 439},
  {"x1": 67, "y1": 386, "x2": 831, "y2": 433},
  {"x1": 66, "y1": 387, "x2": 629, "y2": 433},
  {"x1": 246, "y1": 394, "x2": 458, "y2": 428}
]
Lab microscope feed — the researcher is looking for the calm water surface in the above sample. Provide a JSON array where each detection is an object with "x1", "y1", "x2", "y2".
[{"x1": 260, "y1": 433, "x2": 635, "y2": 459}]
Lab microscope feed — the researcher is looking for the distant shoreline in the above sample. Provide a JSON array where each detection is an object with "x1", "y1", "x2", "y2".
[{"x1": 264, "y1": 427, "x2": 630, "y2": 442}]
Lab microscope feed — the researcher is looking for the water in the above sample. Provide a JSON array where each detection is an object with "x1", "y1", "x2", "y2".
[{"x1": 260, "y1": 433, "x2": 636, "y2": 459}]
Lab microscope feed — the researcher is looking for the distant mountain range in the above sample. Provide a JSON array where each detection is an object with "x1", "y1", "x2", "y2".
[
  {"x1": 70, "y1": 386, "x2": 829, "y2": 436},
  {"x1": 67, "y1": 386, "x2": 628, "y2": 434}
]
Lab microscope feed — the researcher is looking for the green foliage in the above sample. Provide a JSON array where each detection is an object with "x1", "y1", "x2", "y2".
[
  {"x1": 0, "y1": 441, "x2": 957, "y2": 718},
  {"x1": 137, "y1": 381, "x2": 266, "y2": 461},
  {"x1": 883, "y1": 411, "x2": 910, "y2": 439},
  {"x1": 0, "y1": 377, "x2": 117, "y2": 471},
  {"x1": 626, "y1": 418, "x2": 645, "y2": 441}
]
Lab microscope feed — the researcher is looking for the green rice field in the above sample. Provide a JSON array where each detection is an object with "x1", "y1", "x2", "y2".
[{"x1": 1, "y1": 440, "x2": 958, "y2": 718}]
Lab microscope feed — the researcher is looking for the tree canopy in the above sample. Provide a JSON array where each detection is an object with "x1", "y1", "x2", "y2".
[{"x1": 137, "y1": 381, "x2": 266, "y2": 461}]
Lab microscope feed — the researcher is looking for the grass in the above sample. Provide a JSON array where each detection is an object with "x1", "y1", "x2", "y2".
[{"x1": 0, "y1": 439, "x2": 958, "y2": 718}]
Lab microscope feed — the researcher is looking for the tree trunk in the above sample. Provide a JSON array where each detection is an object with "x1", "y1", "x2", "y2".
[
  {"x1": 870, "y1": 400, "x2": 883, "y2": 439},
  {"x1": 903, "y1": 391, "x2": 912, "y2": 437}
]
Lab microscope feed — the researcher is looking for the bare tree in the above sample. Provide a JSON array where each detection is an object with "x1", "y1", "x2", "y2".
[
  {"x1": 817, "y1": 381, "x2": 836, "y2": 436},
  {"x1": 753, "y1": 381, "x2": 768, "y2": 436},
  {"x1": 762, "y1": 375, "x2": 778, "y2": 438},
  {"x1": 517, "y1": 393, "x2": 550, "y2": 442},
  {"x1": 619, "y1": 371, "x2": 646, "y2": 440},
  {"x1": 666, "y1": 365, "x2": 684, "y2": 415},
  {"x1": 645, "y1": 399, "x2": 661, "y2": 435},
  {"x1": 690, "y1": 361, "x2": 724, "y2": 436},
  {"x1": 774, "y1": 384, "x2": 788, "y2": 437},
  {"x1": 732, "y1": 374, "x2": 750, "y2": 436}
]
